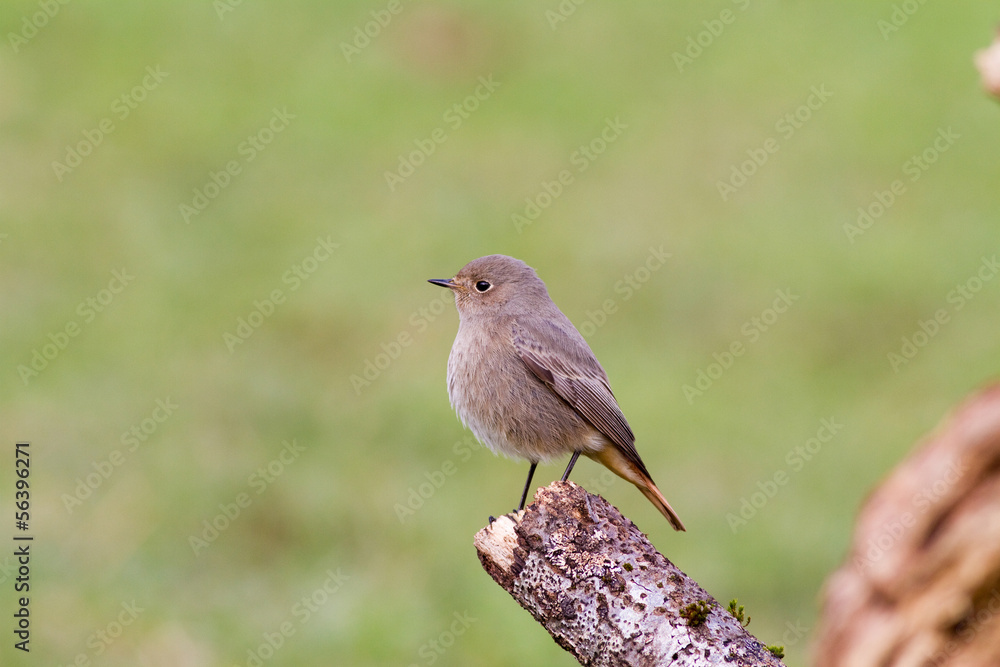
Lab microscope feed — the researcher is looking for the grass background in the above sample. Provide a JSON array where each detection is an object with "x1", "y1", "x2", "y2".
[{"x1": 1, "y1": 1, "x2": 998, "y2": 665}]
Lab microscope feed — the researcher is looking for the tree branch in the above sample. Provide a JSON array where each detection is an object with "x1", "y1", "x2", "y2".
[
  {"x1": 813, "y1": 384, "x2": 1000, "y2": 667},
  {"x1": 474, "y1": 480, "x2": 786, "y2": 666}
]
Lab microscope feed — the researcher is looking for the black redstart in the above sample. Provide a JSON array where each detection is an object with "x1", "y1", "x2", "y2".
[{"x1": 429, "y1": 254, "x2": 685, "y2": 531}]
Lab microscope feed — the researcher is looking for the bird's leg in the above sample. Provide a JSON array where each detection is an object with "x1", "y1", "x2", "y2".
[
  {"x1": 517, "y1": 462, "x2": 538, "y2": 511},
  {"x1": 560, "y1": 451, "x2": 581, "y2": 482}
]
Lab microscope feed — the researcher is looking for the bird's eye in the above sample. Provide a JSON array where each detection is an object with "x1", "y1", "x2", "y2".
[{"x1": 475, "y1": 281, "x2": 492, "y2": 292}]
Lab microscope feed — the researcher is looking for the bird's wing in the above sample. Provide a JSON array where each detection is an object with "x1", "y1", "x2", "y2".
[{"x1": 512, "y1": 322, "x2": 650, "y2": 477}]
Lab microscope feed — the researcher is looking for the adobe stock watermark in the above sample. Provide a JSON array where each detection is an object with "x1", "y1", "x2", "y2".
[
  {"x1": 545, "y1": 0, "x2": 587, "y2": 30},
  {"x1": 877, "y1": 0, "x2": 929, "y2": 40},
  {"x1": 779, "y1": 619, "x2": 810, "y2": 650},
  {"x1": 60, "y1": 600, "x2": 144, "y2": 666},
  {"x1": 223, "y1": 236, "x2": 339, "y2": 352},
  {"x1": 683, "y1": 288, "x2": 799, "y2": 404},
  {"x1": 7, "y1": 0, "x2": 71, "y2": 54},
  {"x1": 340, "y1": 0, "x2": 406, "y2": 62},
  {"x1": 927, "y1": 587, "x2": 1000, "y2": 665},
  {"x1": 394, "y1": 436, "x2": 482, "y2": 522},
  {"x1": 844, "y1": 126, "x2": 960, "y2": 243},
  {"x1": 214, "y1": 0, "x2": 246, "y2": 20},
  {"x1": 717, "y1": 84, "x2": 832, "y2": 201},
  {"x1": 384, "y1": 75, "x2": 501, "y2": 192},
  {"x1": 0, "y1": 556, "x2": 18, "y2": 586},
  {"x1": 887, "y1": 254, "x2": 999, "y2": 372},
  {"x1": 576, "y1": 245, "x2": 671, "y2": 339},
  {"x1": 51, "y1": 65, "x2": 168, "y2": 182},
  {"x1": 179, "y1": 107, "x2": 295, "y2": 223},
  {"x1": 235, "y1": 567, "x2": 349, "y2": 667},
  {"x1": 852, "y1": 457, "x2": 967, "y2": 573},
  {"x1": 672, "y1": 0, "x2": 752, "y2": 73},
  {"x1": 189, "y1": 439, "x2": 306, "y2": 556},
  {"x1": 726, "y1": 417, "x2": 844, "y2": 533},
  {"x1": 17, "y1": 268, "x2": 134, "y2": 386},
  {"x1": 61, "y1": 397, "x2": 179, "y2": 514},
  {"x1": 349, "y1": 288, "x2": 454, "y2": 395},
  {"x1": 406, "y1": 611, "x2": 478, "y2": 667},
  {"x1": 512, "y1": 116, "x2": 627, "y2": 233}
]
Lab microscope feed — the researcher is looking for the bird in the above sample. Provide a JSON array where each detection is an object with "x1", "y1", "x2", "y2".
[{"x1": 429, "y1": 254, "x2": 685, "y2": 531}]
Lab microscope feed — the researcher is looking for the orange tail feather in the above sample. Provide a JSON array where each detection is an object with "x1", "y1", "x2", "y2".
[{"x1": 587, "y1": 446, "x2": 686, "y2": 532}]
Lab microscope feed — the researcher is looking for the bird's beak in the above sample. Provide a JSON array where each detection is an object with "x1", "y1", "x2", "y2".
[{"x1": 428, "y1": 278, "x2": 458, "y2": 289}]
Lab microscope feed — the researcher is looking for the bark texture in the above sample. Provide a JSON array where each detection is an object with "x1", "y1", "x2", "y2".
[
  {"x1": 813, "y1": 384, "x2": 1000, "y2": 667},
  {"x1": 474, "y1": 480, "x2": 786, "y2": 666}
]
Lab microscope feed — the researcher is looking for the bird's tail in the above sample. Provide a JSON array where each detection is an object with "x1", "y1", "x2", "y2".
[
  {"x1": 588, "y1": 446, "x2": 686, "y2": 531},
  {"x1": 636, "y1": 478, "x2": 686, "y2": 532}
]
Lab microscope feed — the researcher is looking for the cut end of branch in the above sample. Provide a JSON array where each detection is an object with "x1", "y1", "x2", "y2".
[{"x1": 474, "y1": 513, "x2": 523, "y2": 590}]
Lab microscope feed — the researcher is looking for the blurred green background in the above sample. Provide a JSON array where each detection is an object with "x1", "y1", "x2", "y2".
[{"x1": 2, "y1": 1, "x2": 998, "y2": 665}]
